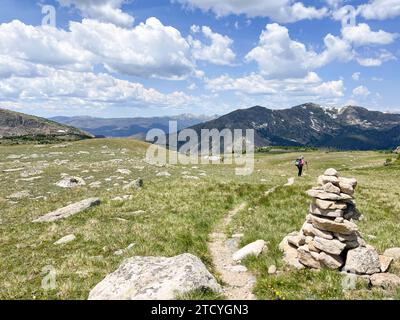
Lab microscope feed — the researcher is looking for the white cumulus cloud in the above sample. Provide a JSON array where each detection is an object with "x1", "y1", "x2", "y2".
[
  {"x1": 245, "y1": 23, "x2": 353, "y2": 78},
  {"x1": 57, "y1": 0, "x2": 134, "y2": 27},
  {"x1": 189, "y1": 25, "x2": 236, "y2": 65},
  {"x1": 358, "y1": 0, "x2": 400, "y2": 20},
  {"x1": 352, "y1": 85, "x2": 370, "y2": 97},
  {"x1": 342, "y1": 23, "x2": 397, "y2": 46},
  {"x1": 176, "y1": 0, "x2": 328, "y2": 23}
]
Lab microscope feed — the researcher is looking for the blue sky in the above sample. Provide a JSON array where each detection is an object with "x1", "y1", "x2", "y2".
[{"x1": 0, "y1": 0, "x2": 399, "y2": 118}]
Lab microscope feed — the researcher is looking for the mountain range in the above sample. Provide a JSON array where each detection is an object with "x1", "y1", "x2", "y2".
[
  {"x1": 188, "y1": 103, "x2": 400, "y2": 150},
  {"x1": 0, "y1": 108, "x2": 93, "y2": 143},
  {"x1": 51, "y1": 114, "x2": 216, "y2": 139}
]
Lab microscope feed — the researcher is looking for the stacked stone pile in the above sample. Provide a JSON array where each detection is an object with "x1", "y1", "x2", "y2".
[{"x1": 280, "y1": 168, "x2": 396, "y2": 280}]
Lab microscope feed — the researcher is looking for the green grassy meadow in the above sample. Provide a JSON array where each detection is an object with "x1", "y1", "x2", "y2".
[{"x1": 0, "y1": 138, "x2": 399, "y2": 299}]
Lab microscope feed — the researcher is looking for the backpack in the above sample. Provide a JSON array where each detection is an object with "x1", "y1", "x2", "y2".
[{"x1": 295, "y1": 159, "x2": 301, "y2": 166}]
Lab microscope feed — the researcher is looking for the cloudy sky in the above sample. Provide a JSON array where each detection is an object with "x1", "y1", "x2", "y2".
[{"x1": 0, "y1": 0, "x2": 399, "y2": 118}]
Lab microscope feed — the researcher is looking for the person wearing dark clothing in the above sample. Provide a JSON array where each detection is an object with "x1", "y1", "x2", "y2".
[{"x1": 295, "y1": 156, "x2": 307, "y2": 177}]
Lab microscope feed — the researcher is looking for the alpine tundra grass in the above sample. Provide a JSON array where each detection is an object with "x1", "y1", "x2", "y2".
[{"x1": 0, "y1": 139, "x2": 399, "y2": 299}]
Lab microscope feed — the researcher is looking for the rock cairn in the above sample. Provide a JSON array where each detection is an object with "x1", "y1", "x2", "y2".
[{"x1": 281, "y1": 168, "x2": 383, "y2": 274}]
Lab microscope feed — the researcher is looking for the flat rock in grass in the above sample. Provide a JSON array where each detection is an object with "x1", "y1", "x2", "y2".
[
  {"x1": 313, "y1": 198, "x2": 348, "y2": 210},
  {"x1": 123, "y1": 178, "x2": 143, "y2": 190},
  {"x1": 379, "y1": 255, "x2": 393, "y2": 273},
  {"x1": 313, "y1": 236, "x2": 346, "y2": 255},
  {"x1": 33, "y1": 198, "x2": 100, "y2": 223},
  {"x1": 324, "y1": 168, "x2": 338, "y2": 176},
  {"x1": 116, "y1": 169, "x2": 131, "y2": 175},
  {"x1": 370, "y1": 273, "x2": 400, "y2": 289},
  {"x1": 383, "y1": 247, "x2": 400, "y2": 260},
  {"x1": 343, "y1": 247, "x2": 381, "y2": 275},
  {"x1": 7, "y1": 190, "x2": 30, "y2": 200},
  {"x1": 317, "y1": 251, "x2": 344, "y2": 269},
  {"x1": 3, "y1": 167, "x2": 25, "y2": 173},
  {"x1": 307, "y1": 189, "x2": 352, "y2": 201},
  {"x1": 302, "y1": 222, "x2": 333, "y2": 240},
  {"x1": 54, "y1": 234, "x2": 76, "y2": 245},
  {"x1": 309, "y1": 204, "x2": 343, "y2": 218},
  {"x1": 309, "y1": 214, "x2": 358, "y2": 235},
  {"x1": 88, "y1": 253, "x2": 221, "y2": 300},
  {"x1": 156, "y1": 171, "x2": 171, "y2": 177},
  {"x1": 56, "y1": 176, "x2": 86, "y2": 188},
  {"x1": 232, "y1": 240, "x2": 266, "y2": 261}
]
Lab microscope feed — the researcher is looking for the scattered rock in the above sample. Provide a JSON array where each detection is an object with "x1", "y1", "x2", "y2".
[
  {"x1": 284, "y1": 177, "x2": 295, "y2": 186},
  {"x1": 268, "y1": 265, "x2": 277, "y2": 274},
  {"x1": 116, "y1": 169, "x2": 131, "y2": 175},
  {"x1": 56, "y1": 176, "x2": 86, "y2": 188},
  {"x1": 88, "y1": 253, "x2": 221, "y2": 300},
  {"x1": 54, "y1": 234, "x2": 76, "y2": 245},
  {"x1": 156, "y1": 171, "x2": 171, "y2": 177},
  {"x1": 123, "y1": 178, "x2": 143, "y2": 190},
  {"x1": 33, "y1": 198, "x2": 100, "y2": 223},
  {"x1": 182, "y1": 175, "x2": 200, "y2": 180},
  {"x1": 228, "y1": 265, "x2": 248, "y2": 273},
  {"x1": 7, "y1": 190, "x2": 30, "y2": 200},
  {"x1": 232, "y1": 240, "x2": 266, "y2": 261}
]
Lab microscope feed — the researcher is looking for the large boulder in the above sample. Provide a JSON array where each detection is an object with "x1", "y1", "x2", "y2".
[
  {"x1": 343, "y1": 247, "x2": 381, "y2": 275},
  {"x1": 88, "y1": 253, "x2": 221, "y2": 300},
  {"x1": 33, "y1": 198, "x2": 100, "y2": 222}
]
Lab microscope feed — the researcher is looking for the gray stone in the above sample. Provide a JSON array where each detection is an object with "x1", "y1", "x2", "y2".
[
  {"x1": 383, "y1": 247, "x2": 400, "y2": 260},
  {"x1": 309, "y1": 214, "x2": 358, "y2": 235},
  {"x1": 370, "y1": 273, "x2": 400, "y2": 289},
  {"x1": 232, "y1": 240, "x2": 266, "y2": 261},
  {"x1": 309, "y1": 204, "x2": 343, "y2": 218},
  {"x1": 88, "y1": 253, "x2": 221, "y2": 300},
  {"x1": 343, "y1": 247, "x2": 381, "y2": 275},
  {"x1": 313, "y1": 237, "x2": 346, "y2": 255},
  {"x1": 33, "y1": 198, "x2": 100, "y2": 222},
  {"x1": 54, "y1": 234, "x2": 76, "y2": 245}
]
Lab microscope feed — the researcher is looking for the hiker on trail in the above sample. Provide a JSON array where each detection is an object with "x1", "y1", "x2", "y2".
[{"x1": 295, "y1": 156, "x2": 308, "y2": 177}]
